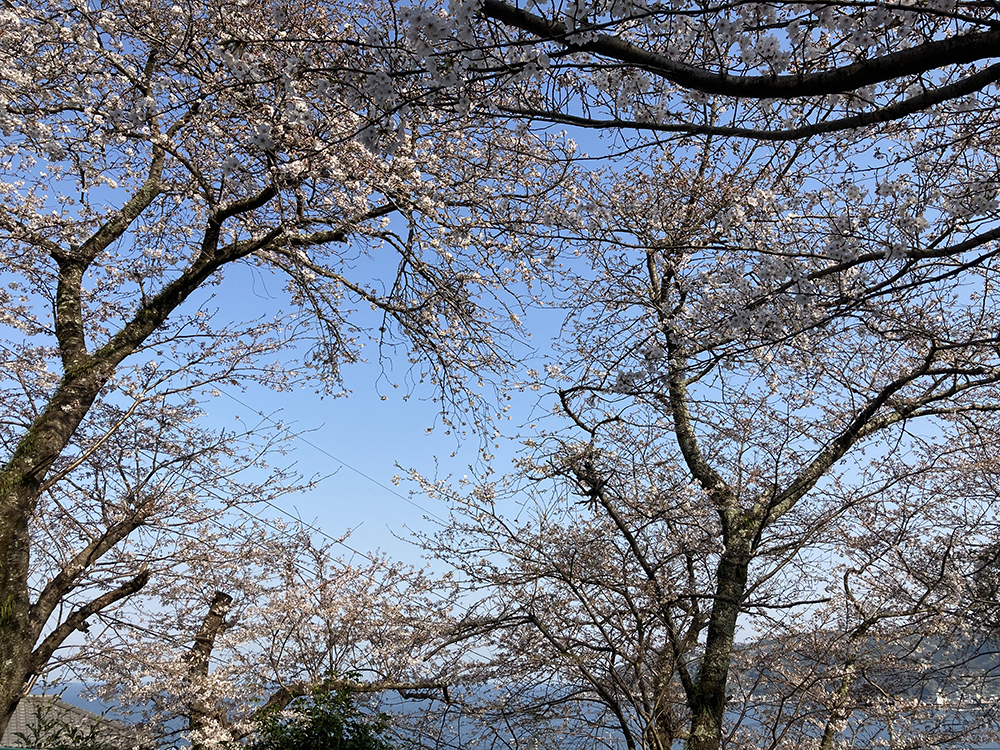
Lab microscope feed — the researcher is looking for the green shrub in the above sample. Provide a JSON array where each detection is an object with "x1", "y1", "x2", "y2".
[{"x1": 248, "y1": 687, "x2": 394, "y2": 750}]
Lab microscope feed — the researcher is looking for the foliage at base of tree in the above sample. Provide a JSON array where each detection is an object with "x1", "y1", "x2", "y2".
[{"x1": 246, "y1": 686, "x2": 394, "y2": 750}]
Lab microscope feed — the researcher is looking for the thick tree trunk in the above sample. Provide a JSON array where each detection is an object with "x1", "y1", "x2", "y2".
[
  {"x1": 685, "y1": 544, "x2": 751, "y2": 750},
  {"x1": 0, "y1": 372, "x2": 111, "y2": 737},
  {"x1": 0, "y1": 484, "x2": 34, "y2": 739},
  {"x1": 0, "y1": 480, "x2": 152, "y2": 738},
  {"x1": 186, "y1": 592, "x2": 234, "y2": 748},
  {"x1": 819, "y1": 660, "x2": 856, "y2": 750}
]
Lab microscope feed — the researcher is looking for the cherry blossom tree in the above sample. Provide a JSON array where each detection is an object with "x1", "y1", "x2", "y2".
[
  {"x1": 78, "y1": 529, "x2": 463, "y2": 749},
  {"x1": 385, "y1": 5, "x2": 1000, "y2": 746},
  {"x1": 411, "y1": 125, "x2": 1000, "y2": 750},
  {"x1": 6, "y1": 1, "x2": 1000, "y2": 748},
  {"x1": 0, "y1": 0, "x2": 574, "y2": 736},
  {"x1": 400, "y1": 0, "x2": 1000, "y2": 322},
  {"x1": 422, "y1": 0, "x2": 1000, "y2": 141}
]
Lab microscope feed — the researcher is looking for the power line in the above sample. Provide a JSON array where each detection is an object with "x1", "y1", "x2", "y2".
[{"x1": 211, "y1": 379, "x2": 449, "y2": 524}]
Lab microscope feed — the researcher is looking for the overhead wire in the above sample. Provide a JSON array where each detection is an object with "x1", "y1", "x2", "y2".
[{"x1": 208, "y1": 374, "x2": 449, "y2": 524}]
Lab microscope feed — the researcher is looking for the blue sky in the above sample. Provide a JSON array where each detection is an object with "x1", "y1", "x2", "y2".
[{"x1": 192, "y1": 258, "x2": 551, "y2": 567}]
